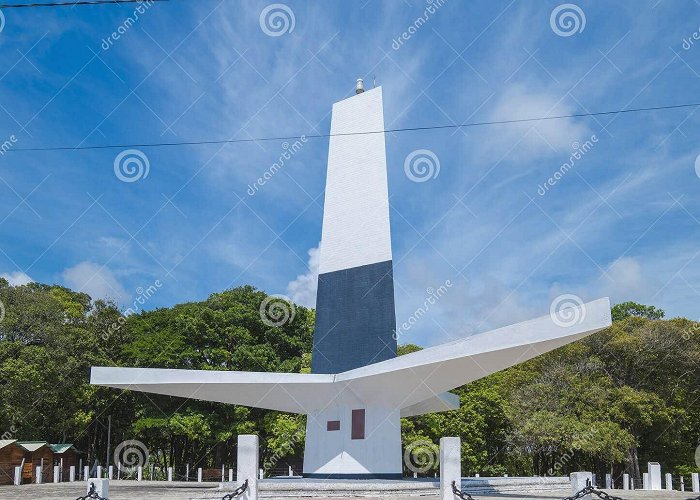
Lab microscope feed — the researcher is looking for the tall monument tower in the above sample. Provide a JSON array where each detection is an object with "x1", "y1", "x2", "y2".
[
  {"x1": 90, "y1": 80, "x2": 612, "y2": 481},
  {"x1": 305, "y1": 84, "x2": 401, "y2": 477}
]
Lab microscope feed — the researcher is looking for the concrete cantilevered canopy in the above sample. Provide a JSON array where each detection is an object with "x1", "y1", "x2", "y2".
[{"x1": 91, "y1": 297, "x2": 610, "y2": 416}]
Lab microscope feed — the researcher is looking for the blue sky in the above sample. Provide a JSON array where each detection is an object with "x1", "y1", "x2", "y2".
[{"x1": 1, "y1": 0, "x2": 699, "y2": 347}]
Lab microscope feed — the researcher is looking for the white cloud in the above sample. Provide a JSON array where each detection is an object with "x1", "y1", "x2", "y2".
[
  {"x1": 597, "y1": 256, "x2": 658, "y2": 306},
  {"x1": 62, "y1": 261, "x2": 129, "y2": 303},
  {"x1": 286, "y1": 245, "x2": 320, "y2": 307},
  {"x1": 472, "y1": 85, "x2": 591, "y2": 164},
  {"x1": 0, "y1": 271, "x2": 33, "y2": 286}
]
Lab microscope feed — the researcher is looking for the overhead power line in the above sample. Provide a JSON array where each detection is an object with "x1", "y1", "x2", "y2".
[
  {"x1": 6, "y1": 101, "x2": 700, "y2": 153},
  {"x1": 0, "y1": 0, "x2": 169, "y2": 8}
]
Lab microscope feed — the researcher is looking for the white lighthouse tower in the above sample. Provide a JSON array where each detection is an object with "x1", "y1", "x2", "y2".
[{"x1": 91, "y1": 81, "x2": 612, "y2": 478}]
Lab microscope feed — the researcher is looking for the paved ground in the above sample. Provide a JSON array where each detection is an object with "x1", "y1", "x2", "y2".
[{"x1": 0, "y1": 481, "x2": 696, "y2": 499}]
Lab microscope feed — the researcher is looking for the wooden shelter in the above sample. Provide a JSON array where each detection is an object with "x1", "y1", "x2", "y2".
[
  {"x1": 50, "y1": 444, "x2": 81, "y2": 481},
  {"x1": 16, "y1": 441, "x2": 53, "y2": 483},
  {"x1": 0, "y1": 440, "x2": 23, "y2": 485}
]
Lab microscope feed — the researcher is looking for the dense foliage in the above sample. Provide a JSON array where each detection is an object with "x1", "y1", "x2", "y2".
[{"x1": 0, "y1": 279, "x2": 698, "y2": 482}]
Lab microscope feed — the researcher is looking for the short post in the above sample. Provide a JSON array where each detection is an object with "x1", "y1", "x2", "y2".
[
  {"x1": 167, "y1": 467, "x2": 173, "y2": 482},
  {"x1": 439, "y1": 437, "x2": 460, "y2": 500},
  {"x1": 666, "y1": 472, "x2": 673, "y2": 490},
  {"x1": 54, "y1": 465, "x2": 60, "y2": 483},
  {"x1": 623, "y1": 473, "x2": 629, "y2": 490},
  {"x1": 236, "y1": 434, "x2": 259, "y2": 500},
  {"x1": 108, "y1": 465, "x2": 113, "y2": 480},
  {"x1": 150, "y1": 464, "x2": 154, "y2": 481},
  {"x1": 475, "y1": 473, "x2": 479, "y2": 478},
  {"x1": 83, "y1": 466, "x2": 89, "y2": 482},
  {"x1": 258, "y1": 468, "x2": 263, "y2": 479},
  {"x1": 186, "y1": 463, "x2": 189, "y2": 481},
  {"x1": 222, "y1": 464, "x2": 225, "y2": 482},
  {"x1": 229, "y1": 468, "x2": 234, "y2": 482},
  {"x1": 692, "y1": 472, "x2": 699, "y2": 492},
  {"x1": 648, "y1": 462, "x2": 662, "y2": 490},
  {"x1": 605, "y1": 474, "x2": 611, "y2": 489},
  {"x1": 96, "y1": 465, "x2": 102, "y2": 479},
  {"x1": 69, "y1": 466, "x2": 75, "y2": 482},
  {"x1": 13, "y1": 466, "x2": 21, "y2": 485},
  {"x1": 197, "y1": 467, "x2": 202, "y2": 483},
  {"x1": 35, "y1": 466, "x2": 42, "y2": 484},
  {"x1": 681, "y1": 476, "x2": 685, "y2": 491},
  {"x1": 570, "y1": 472, "x2": 593, "y2": 500},
  {"x1": 288, "y1": 465, "x2": 292, "y2": 477},
  {"x1": 137, "y1": 466, "x2": 143, "y2": 481},
  {"x1": 87, "y1": 478, "x2": 109, "y2": 498},
  {"x1": 643, "y1": 472, "x2": 649, "y2": 489}
]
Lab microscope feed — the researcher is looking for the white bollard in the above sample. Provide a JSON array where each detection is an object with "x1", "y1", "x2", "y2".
[
  {"x1": 84, "y1": 466, "x2": 89, "y2": 482},
  {"x1": 643, "y1": 472, "x2": 649, "y2": 489},
  {"x1": 35, "y1": 466, "x2": 42, "y2": 484},
  {"x1": 108, "y1": 465, "x2": 113, "y2": 480},
  {"x1": 648, "y1": 462, "x2": 662, "y2": 490},
  {"x1": 258, "y1": 468, "x2": 263, "y2": 479},
  {"x1": 623, "y1": 473, "x2": 629, "y2": 490},
  {"x1": 87, "y1": 478, "x2": 109, "y2": 498},
  {"x1": 14, "y1": 466, "x2": 21, "y2": 486},
  {"x1": 692, "y1": 472, "x2": 699, "y2": 492},
  {"x1": 229, "y1": 468, "x2": 234, "y2": 482},
  {"x1": 681, "y1": 476, "x2": 685, "y2": 491},
  {"x1": 475, "y1": 473, "x2": 479, "y2": 477},
  {"x1": 666, "y1": 473, "x2": 673, "y2": 490},
  {"x1": 439, "y1": 437, "x2": 461, "y2": 500},
  {"x1": 197, "y1": 468, "x2": 202, "y2": 483},
  {"x1": 96, "y1": 466, "x2": 102, "y2": 479},
  {"x1": 167, "y1": 467, "x2": 173, "y2": 481},
  {"x1": 237, "y1": 434, "x2": 259, "y2": 500},
  {"x1": 69, "y1": 466, "x2": 75, "y2": 482},
  {"x1": 186, "y1": 464, "x2": 189, "y2": 482},
  {"x1": 54, "y1": 465, "x2": 60, "y2": 483},
  {"x1": 137, "y1": 466, "x2": 143, "y2": 481},
  {"x1": 570, "y1": 472, "x2": 593, "y2": 500},
  {"x1": 605, "y1": 474, "x2": 612, "y2": 489},
  {"x1": 288, "y1": 465, "x2": 292, "y2": 477}
]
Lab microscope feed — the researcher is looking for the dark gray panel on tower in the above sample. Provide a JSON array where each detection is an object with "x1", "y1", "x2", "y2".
[{"x1": 311, "y1": 260, "x2": 397, "y2": 374}]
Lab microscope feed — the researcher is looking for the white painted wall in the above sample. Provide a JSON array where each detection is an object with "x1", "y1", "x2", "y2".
[
  {"x1": 319, "y1": 87, "x2": 392, "y2": 274},
  {"x1": 303, "y1": 395, "x2": 401, "y2": 475}
]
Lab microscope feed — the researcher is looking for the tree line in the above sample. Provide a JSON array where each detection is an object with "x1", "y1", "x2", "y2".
[{"x1": 0, "y1": 278, "x2": 698, "y2": 482}]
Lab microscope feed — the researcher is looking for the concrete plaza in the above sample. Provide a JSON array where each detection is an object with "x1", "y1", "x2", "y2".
[{"x1": 0, "y1": 480, "x2": 694, "y2": 500}]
